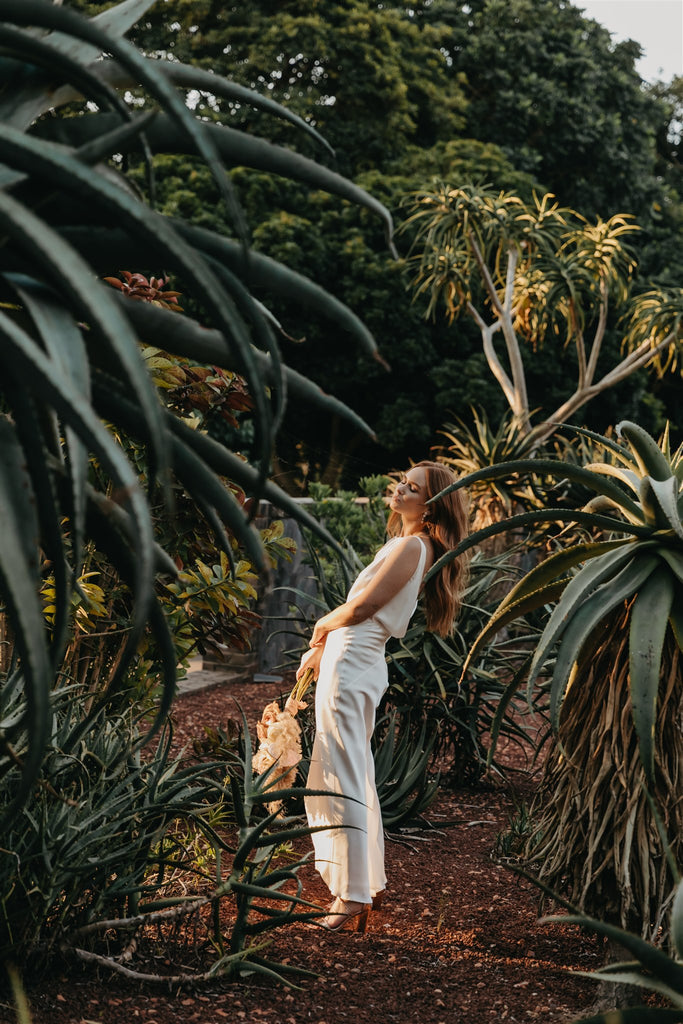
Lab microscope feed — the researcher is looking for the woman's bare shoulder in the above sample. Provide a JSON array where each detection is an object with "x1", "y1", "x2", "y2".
[{"x1": 392, "y1": 534, "x2": 434, "y2": 570}]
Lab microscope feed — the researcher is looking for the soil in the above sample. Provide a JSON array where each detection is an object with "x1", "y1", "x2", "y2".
[{"x1": 3, "y1": 676, "x2": 608, "y2": 1024}]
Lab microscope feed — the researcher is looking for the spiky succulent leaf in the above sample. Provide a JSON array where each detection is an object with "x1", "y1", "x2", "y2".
[{"x1": 629, "y1": 566, "x2": 675, "y2": 781}]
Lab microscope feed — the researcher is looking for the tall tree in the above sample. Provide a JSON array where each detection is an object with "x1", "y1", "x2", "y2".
[{"x1": 119, "y1": 0, "x2": 682, "y2": 483}]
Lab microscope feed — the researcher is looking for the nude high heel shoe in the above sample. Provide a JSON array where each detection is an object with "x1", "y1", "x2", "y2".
[
  {"x1": 371, "y1": 889, "x2": 385, "y2": 910},
  {"x1": 320, "y1": 899, "x2": 371, "y2": 933}
]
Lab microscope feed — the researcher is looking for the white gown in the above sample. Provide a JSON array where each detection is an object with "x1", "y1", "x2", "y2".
[{"x1": 305, "y1": 536, "x2": 428, "y2": 902}]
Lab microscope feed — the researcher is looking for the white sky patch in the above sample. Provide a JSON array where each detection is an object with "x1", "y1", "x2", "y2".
[{"x1": 577, "y1": 0, "x2": 683, "y2": 82}]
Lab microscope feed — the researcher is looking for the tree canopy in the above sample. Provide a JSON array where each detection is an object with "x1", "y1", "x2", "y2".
[{"x1": 70, "y1": 0, "x2": 683, "y2": 484}]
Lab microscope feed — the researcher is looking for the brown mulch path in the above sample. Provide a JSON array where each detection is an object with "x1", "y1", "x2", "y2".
[{"x1": 2, "y1": 678, "x2": 603, "y2": 1024}]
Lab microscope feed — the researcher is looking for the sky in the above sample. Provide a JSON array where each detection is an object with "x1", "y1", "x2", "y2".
[{"x1": 577, "y1": 0, "x2": 683, "y2": 82}]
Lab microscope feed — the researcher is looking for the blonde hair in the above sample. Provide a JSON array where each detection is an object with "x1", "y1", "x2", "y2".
[{"x1": 387, "y1": 460, "x2": 469, "y2": 637}]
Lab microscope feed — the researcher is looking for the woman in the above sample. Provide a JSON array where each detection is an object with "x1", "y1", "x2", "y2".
[{"x1": 296, "y1": 460, "x2": 469, "y2": 932}]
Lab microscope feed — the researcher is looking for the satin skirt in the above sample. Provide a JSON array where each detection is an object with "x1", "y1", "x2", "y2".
[{"x1": 305, "y1": 620, "x2": 389, "y2": 903}]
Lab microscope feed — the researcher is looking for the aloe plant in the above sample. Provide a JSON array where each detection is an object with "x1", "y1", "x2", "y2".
[
  {"x1": 0, "y1": 0, "x2": 392, "y2": 820},
  {"x1": 433, "y1": 420, "x2": 683, "y2": 937}
]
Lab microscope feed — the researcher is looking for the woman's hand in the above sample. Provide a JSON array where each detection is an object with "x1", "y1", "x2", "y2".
[
  {"x1": 296, "y1": 644, "x2": 323, "y2": 682},
  {"x1": 310, "y1": 612, "x2": 336, "y2": 648}
]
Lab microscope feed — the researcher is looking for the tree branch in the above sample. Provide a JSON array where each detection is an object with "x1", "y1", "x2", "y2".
[
  {"x1": 530, "y1": 331, "x2": 676, "y2": 445},
  {"x1": 466, "y1": 302, "x2": 517, "y2": 411},
  {"x1": 584, "y1": 279, "x2": 608, "y2": 385}
]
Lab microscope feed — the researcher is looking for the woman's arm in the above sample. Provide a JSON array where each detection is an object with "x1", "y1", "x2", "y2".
[{"x1": 309, "y1": 536, "x2": 424, "y2": 647}]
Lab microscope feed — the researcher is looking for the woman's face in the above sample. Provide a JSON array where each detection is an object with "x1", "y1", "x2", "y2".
[{"x1": 389, "y1": 466, "x2": 428, "y2": 520}]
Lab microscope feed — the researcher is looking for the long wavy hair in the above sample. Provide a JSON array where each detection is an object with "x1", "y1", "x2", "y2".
[{"x1": 387, "y1": 460, "x2": 469, "y2": 637}]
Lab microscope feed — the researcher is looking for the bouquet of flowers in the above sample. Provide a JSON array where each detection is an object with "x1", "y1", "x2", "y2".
[{"x1": 252, "y1": 667, "x2": 315, "y2": 814}]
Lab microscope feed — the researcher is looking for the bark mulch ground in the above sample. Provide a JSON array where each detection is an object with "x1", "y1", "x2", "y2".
[{"x1": 2, "y1": 676, "x2": 607, "y2": 1024}]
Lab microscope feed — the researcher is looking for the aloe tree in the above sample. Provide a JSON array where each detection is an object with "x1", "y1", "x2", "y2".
[
  {"x1": 403, "y1": 184, "x2": 683, "y2": 445},
  {"x1": 0, "y1": 0, "x2": 392, "y2": 818},
  {"x1": 429, "y1": 420, "x2": 683, "y2": 940}
]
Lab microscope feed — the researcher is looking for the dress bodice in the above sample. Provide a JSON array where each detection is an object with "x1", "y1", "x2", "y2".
[{"x1": 346, "y1": 536, "x2": 428, "y2": 639}]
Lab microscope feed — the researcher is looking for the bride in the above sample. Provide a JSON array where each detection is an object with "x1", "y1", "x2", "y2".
[{"x1": 296, "y1": 460, "x2": 469, "y2": 932}]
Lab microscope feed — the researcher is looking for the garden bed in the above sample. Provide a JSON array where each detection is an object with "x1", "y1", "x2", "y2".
[{"x1": 4, "y1": 677, "x2": 604, "y2": 1024}]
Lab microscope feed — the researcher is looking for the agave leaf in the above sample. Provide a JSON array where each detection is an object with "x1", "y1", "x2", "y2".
[
  {"x1": 629, "y1": 566, "x2": 675, "y2": 781},
  {"x1": 429, "y1": 458, "x2": 643, "y2": 521},
  {"x1": 427, "y1": 507, "x2": 652, "y2": 581},
  {"x1": 0, "y1": 307, "x2": 155, "y2": 673},
  {"x1": 460, "y1": 579, "x2": 568, "y2": 681},
  {"x1": 544, "y1": 911, "x2": 683, "y2": 995},
  {"x1": 0, "y1": 186, "x2": 168, "y2": 485},
  {"x1": 528, "y1": 541, "x2": 658, "y2": 689},
  {"x1": 0, "y1": 419, "x2": 52, "y2": 824},
  {"x1": 647, "y1": 476, "x2": 683, "y2": 539},
  {"x1": 0, "y1": 127, "x2": 275, "y2": 480},
  {"x1": 550, "y1": 554, "x2": 660, "y2": 728},
  {"x1": 5, "y1": 273, "x2": 90, "y2": 576},
  {"x1": 54, "y1": 110, "x2": 395, "y2": 254},
  {"x1": 618, "y1": 421, "x2": 673, "y2": 482}
]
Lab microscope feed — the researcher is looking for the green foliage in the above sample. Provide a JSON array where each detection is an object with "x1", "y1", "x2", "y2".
[
  {"x1": 538, "y1": 875, "x2": 683, "y2": 1023},
  {"x1": 102, "y1": 0, "x2": 683, "y2": 480},
  {"x1": 0, "y1": 684, "x2": 231, "y2": 964},
  {"x1": 305, "y1": 475, "x2": 391, "y2": 579},
  {"x1": 447, "y1": 420, "x2": 683, "y2": 936},
  {"x1": 0, "y1": 0, "x2": 388, "y2": 821},
  {"x1": 384, "y1": 551, "x2": 538, "y2": 786},
  {"x1": 404, "y1": 182, "x2": 683, "y2": 445},
  {"x1": 419, "y1": 0, "x2": 666, "y2": 222}
]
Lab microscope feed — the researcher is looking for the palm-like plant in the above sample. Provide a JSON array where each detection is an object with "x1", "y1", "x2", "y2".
[
  {"x1": 431, "y1": 420, "x2": 683, "y2": 938},
  {"x1": 0, "y1": 0, "x2": 392, "y2": 818},
  {"x1": 403, "y1": 181, "x2": 683, "y2": 446}
]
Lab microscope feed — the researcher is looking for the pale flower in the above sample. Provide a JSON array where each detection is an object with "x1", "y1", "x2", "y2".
[{"x1": 252, "y1": 668, "x2": 315, "y2": 815}]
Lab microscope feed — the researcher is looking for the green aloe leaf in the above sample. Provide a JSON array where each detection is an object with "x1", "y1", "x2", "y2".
[
  {"x1": 6, "y1": 273, "x2": 90, "y2": 577},
  {"x1": 1, "y1": 0, "x2": 249, "y2": 242},
  {"x1": 648, "y1": 475, "x2": 683, "y2": 539},
  {"x1": 427, "y1": 508, "x2": 652, "y2": 580},
  {"x1": 460, "y1": 579, "x2": 568, "y2": 681},
  {"x1": 619, "y1": 421, "x2": 673, "y2": 482},
  {"x1": 0, "y1": 419, "x2": 51, "y2": 824},
  {"x1": 561, "y1": 422, "x2": 638, "y2": 470},
  {"x1": 0, "y1": 0, "x2": 156, "y2": 127},
  {"x1": 629, "y1": 566, "x2": 675, "y2": 781},
  {"x1": 0, "y1": 187, "x2": 168, "y2": 485},
  {"x1": 528, "y1": 541, "x2": 658, "y2": 690},
  {"x1": 0, "y1": 127, "x2": 274, "y2": 479},
  {"x1": 2, "y1": 379, "x2": 70, "y2": 668},
  {"x1": 549, "y1": 555, "x2": 659, "y2": 727},
  {"x1": 430, "y1": 458, "x2": 643, "y2": 520},
  {"x1": 0, "y1": 308, "x2": 156, "y2": 674},
  {"x1": 495, "y1": 539, "x2": 626, "y2": 616},
  {"x1": 585, "y1": 462, "x2": 642, "y2": 494},
  {"x1": 167, "y1": 416, "x2": 351, "y2": 563},
  {"x1": 172, "y1": 221, "x2": 387, "y2": 366},
  {"x1": 0, "y1": 24, "x2": 135, "y2": 138},
  {"x1": 544, "y1": 911, "x2": 683, "y2": 997}
]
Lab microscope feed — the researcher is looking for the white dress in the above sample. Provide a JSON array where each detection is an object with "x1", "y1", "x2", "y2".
[{"x1": 305, "y1": 536, "x2": 428, "y2": 902}]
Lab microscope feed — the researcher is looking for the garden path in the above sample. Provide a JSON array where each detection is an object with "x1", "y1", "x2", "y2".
[{"x1": 9, "y1": 673, "x2": 605, "y2": 1024}]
